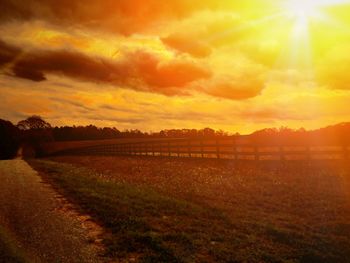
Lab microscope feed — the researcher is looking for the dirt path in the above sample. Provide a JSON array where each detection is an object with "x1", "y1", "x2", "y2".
[{"x1": 0, "y1": 159, "x2": 101, "y2": 263}]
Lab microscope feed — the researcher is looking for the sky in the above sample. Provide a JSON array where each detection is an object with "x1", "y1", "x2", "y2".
[{"x1": 1, "y1": 0, "x2": 350, "y2": 134}]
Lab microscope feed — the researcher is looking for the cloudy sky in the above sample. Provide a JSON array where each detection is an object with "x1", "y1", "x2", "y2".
[{"x1": 1, "y1": 0, "x2": 350, "y2": 133}]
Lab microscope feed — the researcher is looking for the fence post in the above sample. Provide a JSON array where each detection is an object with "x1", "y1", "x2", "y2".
[
  {"x1": 254, "y1": 146, "x2": 259, "y2": 161},
  {"x1": 168, "y1": 141, "x2": 171, "y2": 157},
  {"x1": 188, "y1": 140, "x2": 191, "y2": 158},
  {"x1": 200, "y1": 139, "x2": 204, "y2": 158},
  {"x1": 216, "y1": 139, "x2": 220, "y2": 159},
  {"x1": 307, "y1": 146, "x2": 311, "y2": 161},
  {"x1": 233, "y1": 140, "x2": 237, "y2": 160},
  {"x1": 343, "y1": 145, "x2": 348, "y2": 160},
  {"x1": 280, "y1": 146, "x2": 285, "y2": 161}
]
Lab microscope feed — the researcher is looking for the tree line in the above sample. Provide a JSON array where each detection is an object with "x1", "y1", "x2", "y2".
[
  {"x1": 1, "y1": 115, "x2": 350, "y2": 159},
  {"x1": 0, "y1": 116, "x2": 231, "y2": 159}
]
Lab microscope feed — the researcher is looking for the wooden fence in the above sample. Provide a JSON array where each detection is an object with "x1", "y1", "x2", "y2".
[{"x1": 51, "y1": 138, "x2": 350, "y2": 161}]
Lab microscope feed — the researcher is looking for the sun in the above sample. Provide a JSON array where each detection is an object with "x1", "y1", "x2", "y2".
[
  {"x1": 283, "y1": 0, "x2": 350, "y2": 20},
  {"x1": 284, "y1": 0, "x2": 321, "y2": 20}
]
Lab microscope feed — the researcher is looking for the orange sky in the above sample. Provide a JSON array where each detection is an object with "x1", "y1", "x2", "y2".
[{"x1": 1, "y1": 0, "x2": 350, "y2": 134}]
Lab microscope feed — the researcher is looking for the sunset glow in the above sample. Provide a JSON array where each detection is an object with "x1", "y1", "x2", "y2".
[{"x1": 1, "y1": 0, "x2": 350, "y2": 133}]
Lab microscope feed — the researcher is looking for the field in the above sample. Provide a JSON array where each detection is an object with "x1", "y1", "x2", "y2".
[{"x1": 29, "y1": 156, "x2": 350, "y2": 262}]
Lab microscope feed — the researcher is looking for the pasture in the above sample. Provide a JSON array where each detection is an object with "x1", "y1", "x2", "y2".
[{"x1": 29, "y1": 156, "x2": 350, "y2": 262}]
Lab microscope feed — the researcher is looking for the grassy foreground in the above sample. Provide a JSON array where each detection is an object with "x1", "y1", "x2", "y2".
[
  {"x1": 29, "y1": 159, "x2": 350, "y2": 262},
  {"x1": 29, "y1": 160, "x2": 238, "y2": 262},
  {"x1": 0, "y1": 225, "x2": 28, "y2": 263}
]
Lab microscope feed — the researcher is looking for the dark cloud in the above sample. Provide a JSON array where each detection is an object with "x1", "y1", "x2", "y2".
[
  {"x1": 1, "y1": 39, "x2": 266, "y2": 100},
  {"x1": 12, "y1": 66, "x2": 46, "y2": 81},
  {"x1": 1, "y1": 39, "x2": 211, "y2": 96},
  {"x1": 0, "y1": 0, "x2": 224, "y2": 35},
  {"x1": 12, "y1": 50, "x2": 121, "y2": 83},
  {"x1": 0, "y1": 1, "x2": 272, "y2": 30},
  {"x1": 0, "y1": 39, "x2": 21, "y2": 66}
]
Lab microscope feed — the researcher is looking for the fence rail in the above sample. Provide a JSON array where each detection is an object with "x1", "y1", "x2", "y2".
[{"x1": 50, "y1": 138, "x2": 350, "y2": 161}]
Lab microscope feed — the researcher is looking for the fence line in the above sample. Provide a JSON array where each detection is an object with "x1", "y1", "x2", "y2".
[{"x1": 50, "y1": 138, "x2": 350, "y2": 161}]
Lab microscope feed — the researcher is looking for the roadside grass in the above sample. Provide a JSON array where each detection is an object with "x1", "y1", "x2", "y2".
[
  {"x1": 0, "y1": 225, "x2": 29, "y2": 263},
  {"x1": 28, "y1": 158, "x2": 350, "y2": 262}
]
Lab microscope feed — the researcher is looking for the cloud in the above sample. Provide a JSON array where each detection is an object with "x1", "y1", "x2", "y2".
[
  {"x1": 162, "y1": 34, "x2": 212, "y2": 58},
  {"x1": 142, "y1": 59, "x2": 212, "y2": 89},
  {"x1": 1, "y1": 37, "x2": 269, "y2": 100},
  {"x1": 1, "y1": 39, "x2": 211, "y2": 96},
  {"x1": 84, "y1": 115, "x2": 145, "y2": 124},
  {"x1": 52, "y1": 97, "x2": 95, "y2": 111},
  {"x1": 0, "y1": 39, "x2": 21, "y2": 65},
  {"x1": 12, "y1": 49, "x2": 119, "y2": 83},
  {"x1": 199, "y1": 65, "x2": 266, "y2": 100},
  {"x1": 160, "y1": 11, "x2": 246, "y2": 55},
  {"x1": 204, "y1": 77, "x2": 264, "y2": 100},
  {"x1": 12, "y1": 65, "x2": 46, "y2": 81},
  {"x1": 1, "y1": 1, "x2": 274, "y2": 37},
  {"x1": 0, "y1": 0, "x2": 223, "y2": 35}
]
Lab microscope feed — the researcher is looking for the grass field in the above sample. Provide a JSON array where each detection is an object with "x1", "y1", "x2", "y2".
[{"x1": 29, "y1": 156, "x2": 350, "y2": 262}]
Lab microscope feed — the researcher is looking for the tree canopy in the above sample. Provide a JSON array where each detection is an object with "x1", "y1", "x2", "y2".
[{"x1": 17, "y1": 115, "x2": 52, "y2": 130}]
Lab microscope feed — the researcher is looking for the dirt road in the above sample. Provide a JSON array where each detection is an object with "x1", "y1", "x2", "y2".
[{"x1": 0, "y1": 159, "x2": 101, "y2": 263}]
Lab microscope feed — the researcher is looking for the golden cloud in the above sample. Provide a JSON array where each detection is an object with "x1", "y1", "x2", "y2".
[
  {"x1": 201, "y1": 72, "x2": 265, "y2": 100},
  {"x1": 162, "y1": 34, "x2": 212, "y2": 58}
]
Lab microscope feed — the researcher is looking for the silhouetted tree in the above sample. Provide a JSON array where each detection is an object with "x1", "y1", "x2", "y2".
[
  {"x1": 17, "y1": 116, "x2": 53, "y2": 156},
  {"x1": 17, "y1": 115, "x2": 52, "y2": 130},
  {"x1": 0, "y1": 119, "x2": 20, "y2": 159}
]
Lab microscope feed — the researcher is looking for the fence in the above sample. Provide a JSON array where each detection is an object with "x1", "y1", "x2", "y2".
[{"x1": 51, "y1": 138, "x2": 350, "y2": 161}]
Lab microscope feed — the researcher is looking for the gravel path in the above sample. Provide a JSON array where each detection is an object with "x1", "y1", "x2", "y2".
[{"x1": 0, "y1": 159, "x2": 101, "y2": 263}]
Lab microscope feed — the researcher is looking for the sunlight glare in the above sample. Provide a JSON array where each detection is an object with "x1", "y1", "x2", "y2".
[
  {"x1": 284, "y1": 0, "x2": 350, "y2": 20},
  {"x1": 285, "y1": 0, "x2": 321, "y2": 20}
]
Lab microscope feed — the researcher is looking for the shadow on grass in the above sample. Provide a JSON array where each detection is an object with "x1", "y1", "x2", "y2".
[{"x1": 0, "y1": 225, "x2": 29, "y2": 263}]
